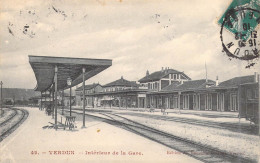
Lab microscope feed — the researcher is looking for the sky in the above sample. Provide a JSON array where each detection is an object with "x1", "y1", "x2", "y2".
[{"x1": 0, "y1": 0, "x2": 259, "y2": 89}]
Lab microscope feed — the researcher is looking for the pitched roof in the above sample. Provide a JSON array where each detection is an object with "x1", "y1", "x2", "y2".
[
  {"x1": 75, "y1": 83, "x2": 101, "y2": 91},
  {"x1": 218, "y1": 75, "x2": 255, "y2": 88},
  {"x1": 162, "y1": 79, "x2": 215, "y2": 92},
  {"x1": 138, "y1": 68, "x2": 191, "y2": 83},
  {"x1": 160, "y1": 81, "x2": 180, "y2": 91},
  {"x1": 104, "y1": 77, "x2": 138, "y2": 87}
]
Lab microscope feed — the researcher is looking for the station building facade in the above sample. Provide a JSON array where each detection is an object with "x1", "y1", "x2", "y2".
[
  {"x1": 97, "y1": 76, "x2": 141, "y2": 108},
  {"x1": 75, "y1": 67, "x2": 259, "y2": 112},
  {"x1": 76, "y1": 77, "x2": 148, "y2": 108},
  {"x1": 75, "y1": 83, "x2": 102, "y2": 107},
  {"x1": 145, "y1": 74, "x2": 258, "y2": 112}
]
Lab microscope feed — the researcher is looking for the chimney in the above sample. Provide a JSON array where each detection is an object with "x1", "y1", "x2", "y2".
[
  {"x1": 216, "y1": 76, "x2": 219, "y2": 86},
  {"x1": 254, "y1": 72, "x2": 258, "y2": 83},
  {"x1": 161, "y1": 67, "x2": 164, "y2": 72},
  {"x1": 146, "y1": 70, "x2": 149, "y2": 76},
  {"x1": 121, "y1": 76, "x2": 123, "y2": 79}
]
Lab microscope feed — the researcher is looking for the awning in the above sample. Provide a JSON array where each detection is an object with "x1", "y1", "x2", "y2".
[{"x1": 29, "y1": 55, "x2": 112, "y2": 92}]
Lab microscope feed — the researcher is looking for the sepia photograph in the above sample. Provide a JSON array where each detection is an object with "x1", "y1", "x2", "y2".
[{"x1": 0, "y1": 0, "x2": 259, "y2": 162}]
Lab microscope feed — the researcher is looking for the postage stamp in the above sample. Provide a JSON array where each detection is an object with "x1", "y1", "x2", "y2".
[{"x1": 218, "y1": 0, "x2": 260, "y2": 68}]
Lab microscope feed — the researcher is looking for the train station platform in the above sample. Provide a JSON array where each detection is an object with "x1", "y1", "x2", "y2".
[
  {"x1": 73, "y1": 106, "x2": 244, "y2": 124},
  {"x1": 76, "y1": 106, "x2": 239, "y2": 118},
  {"x1": 0, "y1": 107, "x2": 200, "y2": 163}
]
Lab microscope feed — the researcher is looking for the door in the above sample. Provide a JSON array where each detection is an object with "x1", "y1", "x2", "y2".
[
  {"x1": 230, "y1": 94, "x2": 237, "y2": 111},
  {"x1": 206, "y1": 94, "x2": 212, "y2": 110},
  {"x1": 217, "y1": 93, "x2": 224, "y2": 111}
]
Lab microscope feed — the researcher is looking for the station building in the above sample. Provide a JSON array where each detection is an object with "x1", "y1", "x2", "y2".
[
  {"x1": 145, "y1": 73, "x2": 258, "y2": 112},
  {"x1": 76, "y1": 76, "x2": 148, "y2": 108},
  {"x1": 138, "y1": 67, "x2": 191, "y2": 91},
  {"x1": 75, "y1": 67, "x2": 259, "y2": 113},
  {"x1": 75, "y1": 83, "x2": 102, "y2": 107},
  {"x1": 148, "y1": 79, "x2": 216, "y2": 110}
]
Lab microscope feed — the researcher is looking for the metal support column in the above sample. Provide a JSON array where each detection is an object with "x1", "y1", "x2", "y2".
[
  {"x1": 54, "y1": 66, "x2": 58, "y2": 130},
  {"x1": 137, "y1": 96, "x2": 139, "y2": 108},
  {"x1": 70, "y1": 86, "x2": 72, "y2": 116},
  {"x1": 110, "y1": 96, "x2": 112, "y2": 108},
  {"x1": 92, "y1": 96, "x2": 94, "y2": 108},
  {"x1": 82, "y1": 67, "x2": 86, "y2": 128},
  {"x1": 62, "y1": 90, "x2": 64, "y2": 115},
  {"x1": 52, "y1": 90, "x2": 54, "y2": 119},
  {"x1": 178, "y1": 92, "x2": 181, "y2": 114},
  {"x1": 144, "y1": 95, "x2": 147, "y2": 108},
  {"x1": 118, "y1": 96, "x2": 121, "y2": 109},
  {"x1": 40, "y1": 92, "x2": 42, "y2": 110},
  {"x1": 125, "y1": 94, "x2": 127, "y2": 109},
  {"x1": 44, "y1": 91, "x2": 46, "y2": 110}
]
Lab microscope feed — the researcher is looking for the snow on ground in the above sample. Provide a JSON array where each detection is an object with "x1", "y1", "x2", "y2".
[{"x1": 0, "y1": 107, "x2": 201, "y2": 163}]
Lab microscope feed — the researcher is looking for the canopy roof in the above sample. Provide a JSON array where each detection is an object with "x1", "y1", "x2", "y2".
[{"x1": 29, "y1": 55, "x2": 112, "y2": 92}]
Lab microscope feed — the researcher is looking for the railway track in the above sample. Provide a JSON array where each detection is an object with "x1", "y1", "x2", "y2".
[
  {"x1": 0, "y1": 108, "x2": 18, "y2": 127},
  {"x1": 68, "y1": 110, "x2": 255, "y2": 163},
  {"x1": 0, "y1": 108, "x2": 29, "y2": 142},
  {"x1": 99, "y1": 112, "x2": 254, "y2": 163},
  {"x1": 71, "y1": 108, "x2": 256, "y2": 134},
  {"x1": 116, "y1": 112, "x2": 257, "y2": 135}
]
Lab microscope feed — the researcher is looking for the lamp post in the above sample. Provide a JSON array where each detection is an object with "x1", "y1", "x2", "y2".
[
  {"x1": 67, "y1": 77, "x2": 72, "y2": 116},
  {"x1": 0, "y1": 81, "x2": 3, "y2": 116}
]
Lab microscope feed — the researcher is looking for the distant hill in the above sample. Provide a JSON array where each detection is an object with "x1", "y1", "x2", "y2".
[{"x1": 0, "y1": 88, "x2": 40, "y2": 101}]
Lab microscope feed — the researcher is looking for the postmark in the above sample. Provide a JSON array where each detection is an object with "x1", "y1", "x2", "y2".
[{"x1": 219, "y1": 1, "x2": 260, "y2": 68}]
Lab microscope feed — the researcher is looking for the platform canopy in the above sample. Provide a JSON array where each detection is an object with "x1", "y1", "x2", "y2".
[{"x1": 29, "y1": 55, "x2": 112, "y2": 92}]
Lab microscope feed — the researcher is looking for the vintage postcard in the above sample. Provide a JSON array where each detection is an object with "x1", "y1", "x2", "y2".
[{"x1": 0, "y1": 0, "x2": 259, "y2": 162}]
